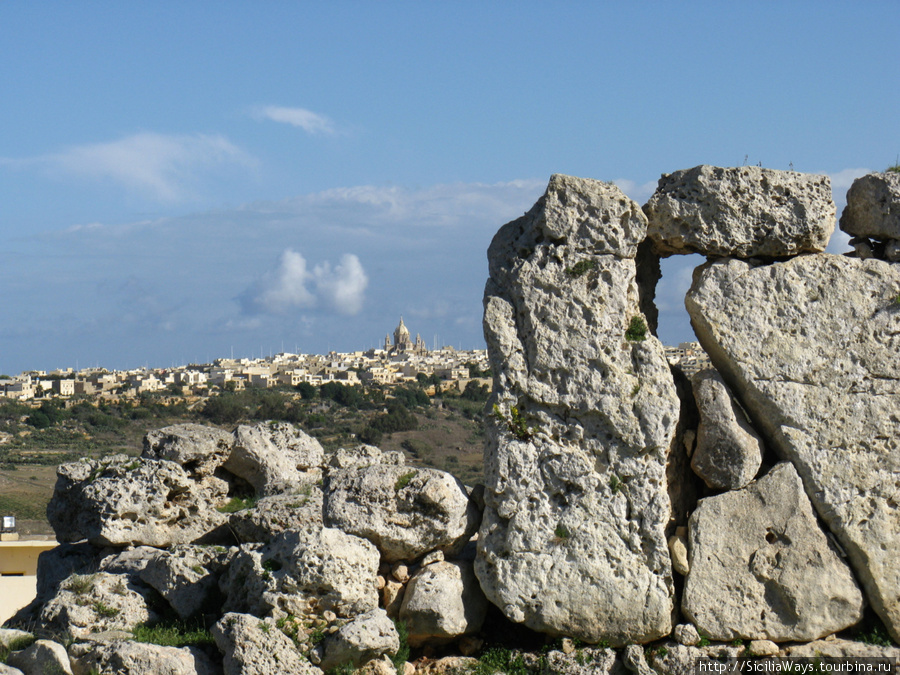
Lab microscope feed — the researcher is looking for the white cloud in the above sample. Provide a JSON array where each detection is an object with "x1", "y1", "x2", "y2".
[
  {"x1": 36, "y1": 132, "x2": 255, "y2": 202},
  {"x1": 241, "y1": 249, "x2": 367, "y2": 316},
  {"x1": 254, "y1": 105, "x2": 337, "y2": 135},
  {"x1": 312, "y1": 254, "x2": 368, "y2": 315},
  {"x1": 249, "y1": 249, "x2": 317, "y2": 314}
]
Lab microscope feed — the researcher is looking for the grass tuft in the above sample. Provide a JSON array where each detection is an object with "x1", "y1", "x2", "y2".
[{"x1": 131, "y1": 620, "x2": 215, "y2": 648}]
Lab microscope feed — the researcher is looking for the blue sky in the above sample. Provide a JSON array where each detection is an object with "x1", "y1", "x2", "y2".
[{"x1": 2, "y1": 2, "x2": 898, "y2": 374}]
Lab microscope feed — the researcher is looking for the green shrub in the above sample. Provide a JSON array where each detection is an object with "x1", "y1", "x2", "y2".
[
  {"x1": 625, "y1": 316, "x2": 648, "y2": 342},
  {"x1": 565, "y1": 259, "x2": 597, "y2": 278},
  {"x1": 472, "y1": 645, "x2": 529, "y2": 675}
]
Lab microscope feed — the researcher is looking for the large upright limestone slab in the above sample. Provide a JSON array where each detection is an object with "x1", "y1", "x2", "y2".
[
  {"x1": 644, "y1": 165, "x2": 835, "y2": 257},
  {"x1": 686, "y1": 253, "x2": 900, "y2": 641},
  {"x1": 477, "y1": 174, "x2": 680, "y2": 645},
  {"x1": 684, "y1": 462, "x2": 864, "y2": 641}
]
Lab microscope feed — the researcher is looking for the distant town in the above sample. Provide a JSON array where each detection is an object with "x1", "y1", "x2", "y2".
[{"x1": 0, "y1": 318, "x2": 711, "y2": 401}]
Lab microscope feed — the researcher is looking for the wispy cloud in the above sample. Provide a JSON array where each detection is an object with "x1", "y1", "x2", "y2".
[
  {"x1": 3, "y1": 132, "x2": 255, "y2": 202},
  {"x1": 240, "y1": 249, "x2": 368, "y2": 316},
  {"x1": 613, "y1": 178, "x2": 658, "y2": 205},
  {"x1": 253, "y1": 105, "x2": 337, "y2": 135}
]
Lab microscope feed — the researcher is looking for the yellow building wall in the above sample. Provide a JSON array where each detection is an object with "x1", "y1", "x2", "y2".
[{"x1": 0, "y1": 540, "x2": 57, "y2": 625}]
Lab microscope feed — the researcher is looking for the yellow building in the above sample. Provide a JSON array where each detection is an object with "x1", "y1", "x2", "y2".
[{"x1": 0, "y1": 533, "x2": 57, "y2": 625}]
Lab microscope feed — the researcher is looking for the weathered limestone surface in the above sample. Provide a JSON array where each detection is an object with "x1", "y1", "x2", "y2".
[
  {"x1": 644, "y1": 165, "x2": 835, "y2": 257},
  {"x1": 212, "y1": 613, "x2": 320, "y2": 675},
  {"x1": 6, "y1": 640, "x2": 72, "y2": 675},
  {"x1": 690, "y1": 369, "x2": 763, "y2": 489},
  {"x1": 684, "y1": 462, "x2": 864, "y2": 641},
  {"x1": 142, "y1": 423, "x2": 234, "y2": 478},
  {"x1": 686, "y1": 253, "x2": 900, "y2": 641},
  {"x1": 221, "y1": 527, "x2": 380, "y2": 619},
  {"x1": 68, "y1": 640, "x2": 219, "y2": 675},
  {"x1": 315, "y1": 608, "x2": 399, "y2": 671},
  {"x1": 138, "y1": 544, "x2": 236, "y2": 619},
  {"x1": 226, "y1": 422, "x2": 324, "y2": 496},
  {"x1": 40, "y1": 572, "x2": 157, "y2": 638},
  {"x1": 228, "y1": 490, "x2": 324, "y2": 543},
  {"x1": 840, "y1": 171, "x2": 900, "y2": 240},
  {"x1": 477, "y1": 175, "x2": 680, "y2": 645},
  {"x1": 399, "y1": 560, "x2": 488, "y2": 645},
  {"x1": 47, "y1": 455, "x2": 229, "y2": 547},
  {"x1": 324, "y1": 464, "x2": 480, "y2": 562}
]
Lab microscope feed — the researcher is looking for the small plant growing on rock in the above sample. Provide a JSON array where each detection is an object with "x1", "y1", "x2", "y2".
[
  {"x1": 394, "y1": 471, "x2": 417, "y2": 491},
  {"x1": 553, "y1": 524, "x2": 571, "y2": 544},
  {"x1": 609, "y1": 475, "x2": 623, "y2": 494},
  {"x1": 65, "y1": 573, "x2": 97, "y2": 595},
  {"x1": 625, "y1": 315, "x2": 648, "y2": 342},
  {"x1": 564, "y1": 259, "x2": 597, "y2": 278},
  {"x1": 492, "y1": 404, "x2": 536, "y2": 441},
  {"x1": 93, "y1": 601, "x2": 119, "y2": 618},
  {"x1": 262, "y1": 558, "x2": 283, "y2": 573}
]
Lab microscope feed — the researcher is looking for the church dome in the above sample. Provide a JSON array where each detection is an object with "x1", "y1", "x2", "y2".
[{"x1": 394, "y1": 317, "x2": 411, "y2": 346}]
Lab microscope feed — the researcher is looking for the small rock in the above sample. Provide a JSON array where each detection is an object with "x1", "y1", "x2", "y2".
[
  {"x1": 316, "y1": 608, "x2": 400, "y2": 671},
  {"x1": 7, "y1": 639, "x2": 73, "y2": 675},
  {"x1": 561, "y1": 638, "x2": 576, "y2": 654},
  {"x1": 682, "y1": 429, "x2": 696, "y2": 457},
  {"x1": 623, "y1": 643, "x2": 654, "y2": 675},
  {"x1": 142, "y1": 423, "x2": 234, "y2": 478},
  {"x1": 668, "y1": 533, "x2": 689, "y2": 576},
  {"x1": 421, "y1": 550, "x2": 445, "y2": 566},
  {"x1": 39, "y1": 572, "x2": 157, "y2": 638},
  {"x1": 221, "y1": 526, "x2": 380, "y2": 619},
  {"x1": 748, "y1": 640, "x2": 779, "y2": 656},
  {"x1": 391, "y1": 562, "x2": 410, "y2": 584},
  {"x1": 674, "y1": 623, "x2": 701, "y2": 646},
  {"x1": 382, "y1": 579, "x2": 405, "y2": 619}
]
